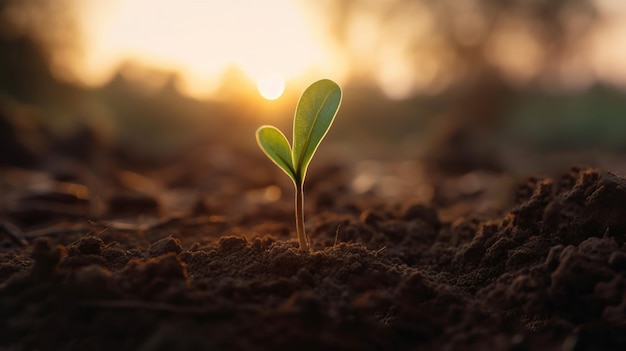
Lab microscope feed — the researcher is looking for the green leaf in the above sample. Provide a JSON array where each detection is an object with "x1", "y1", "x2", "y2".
[
  {"x1": 256, "y1": 125, "x2": 297, "y2": 183},
  {"x1": 292, "y1": 79, "x2": 342, "y2": 182}
]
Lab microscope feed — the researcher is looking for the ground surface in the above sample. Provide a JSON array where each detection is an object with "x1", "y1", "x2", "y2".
[{"x1": 1, "y1": 149, "x2": 625, "y2": 350}]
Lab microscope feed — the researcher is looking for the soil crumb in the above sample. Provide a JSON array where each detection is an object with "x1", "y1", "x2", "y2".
[{"x1": 1, "y1": 167, "x2": 625, "y2": 350}]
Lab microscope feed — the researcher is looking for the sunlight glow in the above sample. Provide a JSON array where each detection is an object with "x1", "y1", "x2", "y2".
[
  {"x1": 74, "y1": 0, "x2": 331, "y2": 98},
  {"x1": 257, "y1": 73, "x2": 285, "y2": 100},
  {"x1": 53, "y1": 0, "x2": 626, "y2": 99}
]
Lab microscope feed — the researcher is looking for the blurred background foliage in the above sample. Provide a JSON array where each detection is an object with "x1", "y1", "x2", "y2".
[{"x1": 1, "y1": 0, "x2": 625, "y2": 175}]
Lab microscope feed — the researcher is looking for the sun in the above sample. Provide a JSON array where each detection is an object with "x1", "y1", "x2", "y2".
[
  {"x1": 71, "y1": 0, "x2": 335, "y2": 99},
  {"x1": 257, "y1": 74, "x2": 285, "y2": 100}
]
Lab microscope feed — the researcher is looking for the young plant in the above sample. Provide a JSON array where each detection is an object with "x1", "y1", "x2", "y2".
[{"x1": 256, "y1": 79, "x2": 342, "y2": 253}]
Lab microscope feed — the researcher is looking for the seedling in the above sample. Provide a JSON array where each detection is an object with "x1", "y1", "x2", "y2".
[{"x1": 256, "y1": 79, "x2": 342, "y2": 253}]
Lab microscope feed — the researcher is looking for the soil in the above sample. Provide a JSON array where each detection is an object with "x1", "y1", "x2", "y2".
[{"x1": 1, "y1": 148, "x2": 626, "y2": 350}]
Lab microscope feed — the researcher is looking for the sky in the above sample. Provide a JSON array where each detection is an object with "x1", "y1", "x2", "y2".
[
  {"x1": 53, "y1": 0, "x2": 626, "y2": 101},
  {"x1": 73, "y1": 0, "x2": 342, "y2": 99}
]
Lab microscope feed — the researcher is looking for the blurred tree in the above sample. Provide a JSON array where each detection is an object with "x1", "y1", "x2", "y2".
[
  {"x1": 316, "y1": 0, "x2": 597, "y2": 93},
  {"x1": 0, "y1": 0, "x2": 111, "y2": 169},
  {"x1": 0, "y1": 0, "x2": 80, "y2": 102},
  {"x1": 311, "y1": 0, "x2": 599, "y2": 172}
]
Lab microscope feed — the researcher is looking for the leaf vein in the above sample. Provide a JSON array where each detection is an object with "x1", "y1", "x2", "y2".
[{"x1": 295, "y1": 90, "x2": 333, "y2": 176}]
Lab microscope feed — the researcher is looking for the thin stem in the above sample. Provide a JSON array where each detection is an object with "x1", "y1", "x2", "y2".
[{"x1": 294, "y1": 181, "x2": 310, "y2": 253}]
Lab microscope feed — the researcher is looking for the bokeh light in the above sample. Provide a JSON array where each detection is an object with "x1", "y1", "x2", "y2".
[
  {"x1": 2, "y1": 0, "x2": 626, "y2": 169},
  {"x1": 71, "y1": 0, "x2": 334, "y2": 98},
  {"x1": 6, "y1": 0, "x2": 626, "y2": 101}
]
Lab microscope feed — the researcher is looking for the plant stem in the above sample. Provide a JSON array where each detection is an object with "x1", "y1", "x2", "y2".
[{"x1": 295, "y1": 181, "x2": 310, "y2": 253}]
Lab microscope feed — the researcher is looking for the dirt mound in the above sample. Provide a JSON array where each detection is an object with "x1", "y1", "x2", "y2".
[{"x1": 1, "y1": 167, "x2": 625, "y2": 350}]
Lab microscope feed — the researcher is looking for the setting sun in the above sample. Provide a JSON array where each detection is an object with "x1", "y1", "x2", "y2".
[
  {"x1": 33, "y1": 0, "x2": 626, "y2": 101},
  {"x1": 257, "y1": 73, "x2": 285, "y2": 100},
  {"x1": 73, "y1": 0, "x2": 333, "y2": 98}
]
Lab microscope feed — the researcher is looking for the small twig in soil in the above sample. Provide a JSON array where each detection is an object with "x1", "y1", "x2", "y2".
[
  {"x1": 21, "y1": 215, "x2": 226, "y2": 240},
  {"x1": 95, "y1": 225, "x2": 111, "y2": 236},
  {"x1": 374, "y1": 246, "x2": 386, "y2": 256},
  {"x1": 100, "y1": 214, "x2": 226, "y2": 232},
  {"x1": 0, "y1": 219, "x2": 29, "y2": 247},
  {"x1": 333, "y1": 224, "x2": 342, "y2": 248}
]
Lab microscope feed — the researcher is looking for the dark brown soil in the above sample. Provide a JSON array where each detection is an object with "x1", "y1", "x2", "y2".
[{"x1": 1, "y1": 158, "x2": 625, "y2": 350}]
